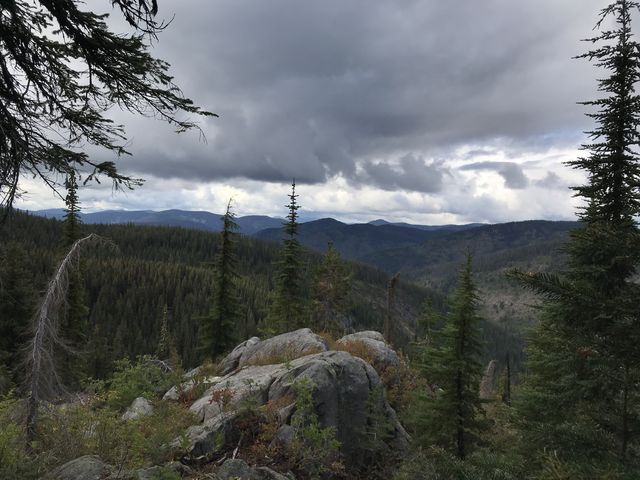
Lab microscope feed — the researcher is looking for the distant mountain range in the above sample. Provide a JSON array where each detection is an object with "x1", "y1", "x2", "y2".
[
  {"x1": 254, "y1": 218, "x2": 482, "y2": 259},
  {"x1": 360, "y1": 220, "x2": 577, "y2": 275},
  {"x1": 367, "y1": 218, "x2": 485, "y2": 232},
  {"x1": 33, "y1": 208, "x2": 284, "y2": 235},
  {"x1": 32, "y1": 207, "x2": 576, "y2": 281},
  {"x1": 31, "y1": 208, "x2": 484, "y2": 238}
]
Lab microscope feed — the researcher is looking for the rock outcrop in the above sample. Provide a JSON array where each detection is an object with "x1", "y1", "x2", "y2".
[
  {"x1": 218, "y1": 328, "x2": 329, "y2": 375},
  {"x1": 178, "y1": 348, "x2": 409, "y2": 468},
  {"x1": 217, "y1": 458, "x2": 294, "y2": 480},
  {"x1": 121, "y1": 397, "x2": 154, "y2": 421},
  {"x1": 49, "y1": 455, "x2": 111, "y2": 480}
]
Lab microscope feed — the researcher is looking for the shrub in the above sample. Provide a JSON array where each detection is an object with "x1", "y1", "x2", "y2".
[
  {"x1": 0, "y1": 396, "x2": 41, "y2": 479},
  {"x1": 393, "y1": 447, "x2": 520, "y2": 480},
  {"x1": 335, "y1": 340, "x2": 420, "y2": 414},
  {"x1": 37, "y1": 398, "x2": 195, "y2": 471},
  {"x1": 105, "y1": 356, "x2": 177, "y2": 410},
  {"x1": 289, "y1": 377, "x2": 343, "y2": 479},
  {"x1": 334, "y1": 339, "x2": 377, "y2": 366}
]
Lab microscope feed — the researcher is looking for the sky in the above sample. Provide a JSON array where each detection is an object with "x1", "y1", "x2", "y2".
[{"x1": 15, "y1": 0, "x2": 611, "y2": 224}]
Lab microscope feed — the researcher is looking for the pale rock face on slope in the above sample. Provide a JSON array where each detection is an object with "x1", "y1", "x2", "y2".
[{"x1": 218, "y1": 328, "x2": 329, "y2": 376}]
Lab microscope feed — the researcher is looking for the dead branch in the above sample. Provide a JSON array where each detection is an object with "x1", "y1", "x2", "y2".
[{"x1": 24, "y1": 233, "x2": 113, "y2": 453}]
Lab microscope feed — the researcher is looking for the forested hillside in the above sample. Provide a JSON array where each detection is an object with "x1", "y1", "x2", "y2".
[
  {"x1": 363, "y1": 220, "x2": 576, "y2": 332},
  {"x1": 0, "y1": 210, "x2": 445, "y2": 378},
  {"x1": 259, "y1": 218, "x2": 576, "y2": 343},
  {"x1": 35, "y1": 208, "x2": 284, "y2": 235}
]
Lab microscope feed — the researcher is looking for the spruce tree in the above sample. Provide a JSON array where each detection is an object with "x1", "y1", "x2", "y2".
[
  {"x1": 0, "y1": 0, "x2": 214, "y2": 209},
  {"x1": 413, "y1": 253, "x2": 484, "y2": 459},
  {"x1": 266, "y1": 180, "x2": 307, "y2": 333},
  {"x1": 514, "y1": 0, "x2": 640, "y2": 466},
  {"x1": 61, "y1": 172, "x2": 89, "y2": 386},
  {"x1": 199, "y1": 199, "x2": 241, "y2": 358},
  {"x1": 310, "y1": 242, "x2": 351, "y2": 335}
]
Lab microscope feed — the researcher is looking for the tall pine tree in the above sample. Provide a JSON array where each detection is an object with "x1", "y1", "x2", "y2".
[
  {"x1": 61, "y1": 172, "x2": 89, "y2": 386},
  {"x1": 266, "y1": 180, "x2": 307, "y2": 334},
  {"x1": 514, "y1": 0, "x2": 640, "y2": 467},
  {"x1": 413, "y1": 253, "x2": 484, "y2": 459},
  {"x1": 199, "y1": 199, "x2": 241, "y2": 359}
]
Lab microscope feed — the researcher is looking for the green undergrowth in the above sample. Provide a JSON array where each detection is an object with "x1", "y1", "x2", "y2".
[{"x1": 0, "y1": 356, "x2": 195, "y2": 479}]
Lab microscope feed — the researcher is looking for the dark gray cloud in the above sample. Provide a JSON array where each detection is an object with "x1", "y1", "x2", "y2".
[
  {"x1": 101, "y1": 0, "x2": 601, "y2": 190},
  {"x1": 460, "y1": 161, "x2": 529, "y2": 189},
  {"x1": 357, "y1": 154, "x2": 447, "y2": 193},
  {"x1": 535, "y1": 171, "x2": 568, "y2": 189}
]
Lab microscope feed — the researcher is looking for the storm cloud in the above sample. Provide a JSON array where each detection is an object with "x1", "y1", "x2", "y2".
[
  {"x1": 111, "y1": 0, "x2": 600, "y2": 187},
  {"x1": 17, "y1": 0, "x2": 606, "y2": 222},
  {"x1": 460, "y1": 161, "x2": 529, "y2": 189}
]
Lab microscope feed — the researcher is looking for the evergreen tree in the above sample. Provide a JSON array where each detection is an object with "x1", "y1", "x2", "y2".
[
  {"x1": 413, "y1": 253, "x2": 484, "y2": 459},
  {"x1": 63, "y1": 172, "x2": 82, "y2": 247},
  {"x1": 157, "y1": 304, "x2": 172, "y2": 359},
  {"x1": 0, "y1": 0, "x2": 213, "y2": 209},
  {"x1": 199, "y1": 200, "x2": 241, "y2": 358},
  {"x1": 266, "y1": 180, "x2": 307, "y2": 333},
  {"x1": 61, "y1": 173, "x2": 89, "y2": 386},
  {"x1": 514, "y1": 0, "x2": 640, "y2": 466},
  {"x1": 310, "y1": 242, "x2": 351, "y2": 335},
  {"x1": 0, "y1": 243, "x2": 35, "y2": 382},
  {"x1": 157, "y1": 303, "x2": 181, "y2": 369}
]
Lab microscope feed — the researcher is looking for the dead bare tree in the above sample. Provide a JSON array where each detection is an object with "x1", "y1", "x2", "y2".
[{"x1": 24, "y1": 234, "x2": 111, "y2": 453}]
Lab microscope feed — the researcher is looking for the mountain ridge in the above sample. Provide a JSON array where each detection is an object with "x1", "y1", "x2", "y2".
[{"x1": 31, "y1": 208, "x2": 487, "y2": 237}]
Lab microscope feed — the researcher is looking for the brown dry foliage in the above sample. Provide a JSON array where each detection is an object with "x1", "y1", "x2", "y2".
[{"x1": 242, "y1": 341, "x2": 325, "y2": 367}]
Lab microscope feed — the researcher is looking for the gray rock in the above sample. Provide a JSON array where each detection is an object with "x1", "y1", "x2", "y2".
[
  {"x1": 184, "y1": 366, "x2": 202, "y2": 378},
  {"x1": 178, "y1": 338, "x2": 408, "y2": 471},
  {"x1": 189, "y1": 363, "x2": 288, "y2": 422},
  {"x1": 162, "y1": 384, "x2": 184, "y2": 402},
  {"x1": 173, "y1": 411, "x2": 241, "y2": 459},
  {"x1": 217, "y1": 459, "x2": 293, "y2": 480},
  {"x1": 268, "y1": 351, "x2": 409, "y2": 467},
  {"x1": 133, "y1": 463, "x2": 191, "y2": 480},
  {"x1": 163, "y1": 375, "x2": 223, "y2": 402},
  {"x1": 49, "y1": 455, "x2": 111, "y2": 480},
  {"x1": 344, "y1": 330, "x2": 386, "y2": 342},
  {"x1": 218, "y1": 329, "x2": 328, "y2": 375},
  {"x1": 122, "y1": 397, "x2": 154, "y2": 421},
  {"x1": 270, "y1": 424, "x2": 295, "y2": 449},
  {"x1": 255, "y1": 466, "x2": 295, "y2": 480},
  {"x1": 219, "y1": 336, "x2": 261, "y2": 375},
  {"x1": 336, "y1": 331, "x2": 400, "y2": 373},
  {"x1": 135, "y1": 466, "x2": 169, "y2": 480},
  {"x1": 217, "y1": 458, "x2": 257, "y2": 480}
]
